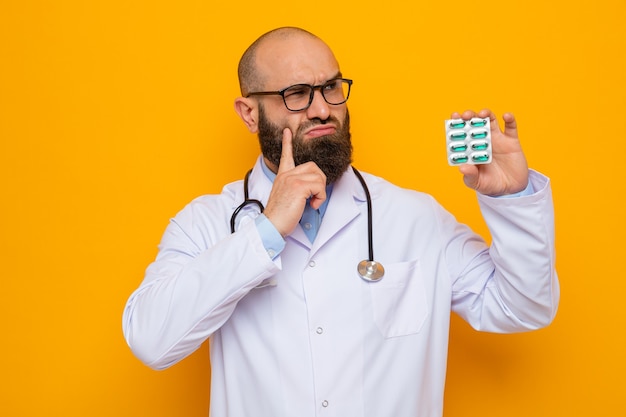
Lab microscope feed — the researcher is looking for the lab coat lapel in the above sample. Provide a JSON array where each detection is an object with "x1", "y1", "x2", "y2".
[
  {"x1": 244, "y1": 157, "x2": 274, "y2": 207},
  {"x1": 310, "y1": 168, "x2": 365, "y2": 256},
  {"x1": 229, "y1": 157, "x2": 274, "y2": 232}
]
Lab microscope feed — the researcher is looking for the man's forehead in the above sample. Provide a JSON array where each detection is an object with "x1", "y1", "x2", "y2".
[{"x1": 255, "y1": 34, "x2": 339, "y2": 87}]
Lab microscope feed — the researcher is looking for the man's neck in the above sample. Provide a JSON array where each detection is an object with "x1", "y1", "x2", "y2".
[{"x1": 262, "y1": 157, "x2": 279, "y2": 175}]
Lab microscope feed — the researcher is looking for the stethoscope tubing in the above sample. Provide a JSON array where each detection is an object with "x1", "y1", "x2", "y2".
[
  {"x1": 230, "y1": 166, "x2": 384, "y2": 281},
  {"x1": 230, "y1": 169, "x2": 263, "y2": 234},
  {"x1": 350, "y1": 167, "x2": 375, "y2": 264}
]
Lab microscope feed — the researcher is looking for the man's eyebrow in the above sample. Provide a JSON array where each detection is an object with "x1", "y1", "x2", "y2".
[
  {"x1": 319, "y1": 72, "x2": 342, "y2": 83},
  {"x1": 289, "y1": 72, "x2": 343, "y2": 87}
]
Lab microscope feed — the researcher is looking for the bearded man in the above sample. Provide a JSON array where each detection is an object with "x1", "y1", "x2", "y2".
[{"x1": 123, "y1": 27, "x2": 559, "y2": 417}]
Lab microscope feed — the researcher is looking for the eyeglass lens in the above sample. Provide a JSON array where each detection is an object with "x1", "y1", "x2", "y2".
[{"x1": 283, "y1": 79, "x2": 350, "y2": 111}]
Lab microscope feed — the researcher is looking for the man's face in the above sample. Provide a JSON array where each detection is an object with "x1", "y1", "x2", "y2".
[
  {"x1": 233, "y1": 33, "x2": 355, "y2": 184},
  {"x1": 257, "y1": 103, "x2": 352, "y2": 184}
]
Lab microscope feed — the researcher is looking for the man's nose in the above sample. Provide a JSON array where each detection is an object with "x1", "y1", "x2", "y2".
[{"x1": 306, "y1": 89, "x2": 331, "y2": 120}]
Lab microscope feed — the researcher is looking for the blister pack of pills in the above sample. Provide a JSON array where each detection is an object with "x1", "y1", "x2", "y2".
[{"x1": 444, "y1": 117, "x2": 492, "y2": 166}]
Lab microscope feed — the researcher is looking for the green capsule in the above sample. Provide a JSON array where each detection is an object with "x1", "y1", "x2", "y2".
[
  {"x1": 451, "y1": 155, "x2": 469, "y2": 164},
  {"x1": 449, "y1": 131, "x2": 467, "y2": 140},
  {"x1": 472, "y1": 153, "x2": 490, "y2": 163},
  {"x1": 450, "y1": 143, "x2": 467, "y2": 152},
  {"x1": 471, "y1": 141, "x2": 489, "y2": 151},
  {"x1": 471, "y1": 131, "x2": 488, "y2": 139},
  {"x1": 470, "y1": 118, "x2": 487, "y2": 127},
  {"x1": 449, "y1": 120, "x2": 466, "y2": 129}
]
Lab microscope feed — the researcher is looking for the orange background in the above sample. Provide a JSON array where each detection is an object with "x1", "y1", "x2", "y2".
[{"x1": 1, "y1": 0, "x2": 625, "y2": 416}]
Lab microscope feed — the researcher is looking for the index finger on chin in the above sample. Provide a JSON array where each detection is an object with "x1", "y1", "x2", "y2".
[{"x1": 278, "y1": 128, "x2": 295, "y2": 173}]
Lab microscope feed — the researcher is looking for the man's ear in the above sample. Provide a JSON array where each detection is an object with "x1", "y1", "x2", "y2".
[{"x1": 234, "y1": 97, "x2": 259, "y2": 133}]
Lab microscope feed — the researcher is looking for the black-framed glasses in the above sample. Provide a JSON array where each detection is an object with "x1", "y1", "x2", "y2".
[{"x1": 246, "y1": 78, "x2": 353, "y2": 112}]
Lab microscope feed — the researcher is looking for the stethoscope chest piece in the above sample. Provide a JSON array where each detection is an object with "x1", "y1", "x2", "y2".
[{"x1": 358, "y1": 260, "x2": 385, "y2": 282}]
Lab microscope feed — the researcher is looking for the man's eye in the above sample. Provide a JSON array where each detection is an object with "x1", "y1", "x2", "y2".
[
  {"x1": 324, "y1": 80, "x2": 340, "y2": 91},
  {"x1": 284, "y1": 86, "x2": 309, "y2": 98}
]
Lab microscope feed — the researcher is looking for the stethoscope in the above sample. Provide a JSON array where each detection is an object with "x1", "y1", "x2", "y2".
[{"x1": 230, "y1": 166, "x2": 385, "y2": 281}]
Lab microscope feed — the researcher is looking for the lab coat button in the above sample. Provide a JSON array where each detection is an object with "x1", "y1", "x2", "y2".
[
  {"x1": 316, "y1": 327, "x2": 323, "y2": 334},
  {"x1": 309, "y1": 260, "x2": 316, "y2": 267},
  {"x1": 322, "y1": 400, "x2": 329, "y2": 407}
]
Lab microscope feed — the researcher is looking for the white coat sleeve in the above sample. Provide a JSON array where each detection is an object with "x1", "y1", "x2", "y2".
[
  {"x1": 122, "y1": 202, "x2": 280, "y2": 370},
  {"x1": 450, "y1": 170, "x2": 560, "y2": 332}
]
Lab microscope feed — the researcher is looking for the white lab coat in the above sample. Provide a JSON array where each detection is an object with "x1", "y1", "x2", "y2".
[{"x1": 123, "y1": 156, "x2": 559, "y2": 417}]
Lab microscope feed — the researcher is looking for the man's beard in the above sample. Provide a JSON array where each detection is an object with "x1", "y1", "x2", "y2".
[{"x1": 257, "y1": 105, "x2": 353, "y2": 184}]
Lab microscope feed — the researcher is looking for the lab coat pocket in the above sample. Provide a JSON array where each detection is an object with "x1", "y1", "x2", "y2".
[{"x1": 370, "y1": 259, "x2": 429, "y2": 338}]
